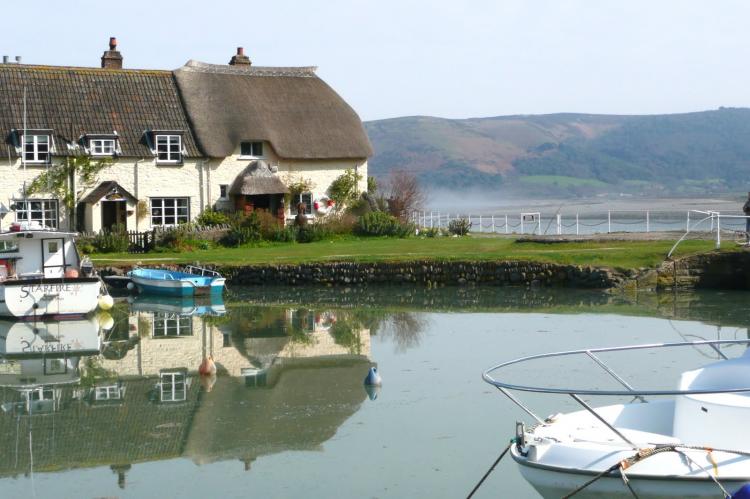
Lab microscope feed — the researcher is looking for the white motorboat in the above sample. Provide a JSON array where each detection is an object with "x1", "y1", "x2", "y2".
[
  {"x1": 482, "y1": 340, "x2": 750, "y2": 498},
  {"x1": 0, "y1": 224, "x2": 105, "y2": 319}
]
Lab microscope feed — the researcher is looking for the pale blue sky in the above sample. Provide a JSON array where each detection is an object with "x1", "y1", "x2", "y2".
[{"x1": 3, "y1": 0, "x2": 749, "y2": 121}]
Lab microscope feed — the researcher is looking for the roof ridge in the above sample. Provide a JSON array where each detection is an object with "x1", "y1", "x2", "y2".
[
  {"x1": 0, "y1": 64, "x2": 172, "y2": 75},
  {"x1": 179, "y1": 60, "x2": 317, "y2": 77}
]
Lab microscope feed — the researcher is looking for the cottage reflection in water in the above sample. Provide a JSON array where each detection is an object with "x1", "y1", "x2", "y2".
[{"x1": 0, "y1": 297, "x2": 374, "y2": 488}]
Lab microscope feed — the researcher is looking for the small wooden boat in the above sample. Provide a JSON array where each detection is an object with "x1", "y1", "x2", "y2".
[
  {"x1": 0, "y1": 225, "x2": 105, "y2": 319},
  {"x1": 127, "y1": 265, "x2": 225, "y2": 297}
]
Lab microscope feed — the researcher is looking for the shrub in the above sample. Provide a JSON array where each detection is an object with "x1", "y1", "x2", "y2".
[
  {"x1": 221, "y1": 211, "x2": 262, "y2": 246},
  {"x1": 328, "y1": 169, "x2": 363, "y2": 208},
  {"x1": 269, "y1": 225, "x2": 298, "y2": 242},
  {"x1": 448, "y1": 218, "x2": 472, "y2": 236},
  {"x1": 421, "y1": 227, "x2": 440, "y2": 238},
  {"x1": 195, "y1": 207, "x2": 230, "y2": 226},
  {"x1": 92, "y1": 225, "x2": 129, "y2": 253},
  {"x1": 297, "y1": 222, "x2": 331, "y2": 243},
  {"x1": 255, "y1": 210, "x2": 283, "y2": 240},
  {"x1": 355, "y1": 211, "x2": 414, "y2": 237}
]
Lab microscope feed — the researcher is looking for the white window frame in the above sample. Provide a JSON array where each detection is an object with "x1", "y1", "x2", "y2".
[
  {"x1": 294, "y1": 192, "x2": 313, "y2": 216},
  {"x1": 239, "y1": 141, "x2": 264, "y2": 158},
  {"x1": 150, "y1": 197, "x2": 190, "y2": 227},
  {"x1": 23, "y1": 134, "x2": 51, "y2": 164},
  {"x1": 155, "y1": 134, "x2": 182, "y2": 164},
  {"x1": 95, "y1": 384, "x2": 123, "y2": 401},
  {"x1": 152, "y1": 313, "x2": 193, "y2": 337},
  {"x1": 90, "y1": 138, "x2": 116, "y2": 156},
  {"x1": 219, "y1": 184, "x2": 229, "y2": 199},
  {"x1": 160, "y1": 372, "x2": 187, "y2": 402},
  {"x1": 14, "y1": 199, "x2": 59, "y2": 229}
]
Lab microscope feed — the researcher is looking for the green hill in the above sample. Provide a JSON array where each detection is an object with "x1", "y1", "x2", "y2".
[{"x1": 364, "y1": 108, "x2": 750, "y2": 195}]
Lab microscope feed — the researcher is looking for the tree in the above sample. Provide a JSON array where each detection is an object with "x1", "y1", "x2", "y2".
[
  {"x1": 328, "y1": 169, "x2": 362, "y2": 209},
  {"x1": 26, "y1": 154, "x2": 110, "y2": 229},
  {"x1": 384, "y1": 170, "x2": 425, "y2": 222}
]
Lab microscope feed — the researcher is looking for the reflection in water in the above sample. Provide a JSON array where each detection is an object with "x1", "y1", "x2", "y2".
[
  {"x1": 0, "y1": 294, "x2": 378, "y2": 490},
  {"x1": 0, "y1": 286, "x2": 748, "y2": 497}
]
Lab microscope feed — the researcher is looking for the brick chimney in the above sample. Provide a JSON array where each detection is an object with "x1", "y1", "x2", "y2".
[
  {"x1": 229, "y1": 47, "x2": 251, "y2": 66},
  {"x1": 101, "y1": 37, "x2": 123, "y2": 69}
]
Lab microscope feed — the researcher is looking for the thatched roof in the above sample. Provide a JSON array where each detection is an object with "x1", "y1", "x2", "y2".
[
  {"x1": 229, "y1": 160, "x2": 289, "y2": 195},
  {"x1": 0, "y1": 64, "x2": 201, "y2": 158},
  {"x1": 174, "y1": 60, "x2": 373, "y2": 160}
]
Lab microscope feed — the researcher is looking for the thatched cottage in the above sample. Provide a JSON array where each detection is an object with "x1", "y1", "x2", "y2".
[{"x1": 0, "y1": 39, "x2": 372, "y2": 232}]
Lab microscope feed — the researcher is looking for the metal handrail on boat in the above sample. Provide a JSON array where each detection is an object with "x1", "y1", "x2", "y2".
[
  {"x1": 483, "y1": 339, "x2": 750, "y2": 443},
  {"x1": 184, "y1": 265, "x2": 222, "y2": 278}
]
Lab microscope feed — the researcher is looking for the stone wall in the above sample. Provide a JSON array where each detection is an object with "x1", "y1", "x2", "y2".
[
  {"x1": 211, "y1": 261, "x2": 624, "y2": 288},
  {"x1": 655, "y1": 251, "x2": 750, "y2": 290}
]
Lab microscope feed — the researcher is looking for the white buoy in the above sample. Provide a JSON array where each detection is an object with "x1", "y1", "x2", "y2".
[
  {"x1": 98, "y1": 294, "x2": 114, "y2": 311},
  {"x1": 126, "y1": 282, "x2": 135, "y2": 291},
  {"x1": 97, "y1": 311, "x2": 114, "y2": 330},
  {"x1": 364, "y1": 367, "x2": 382, "y2": 386}
]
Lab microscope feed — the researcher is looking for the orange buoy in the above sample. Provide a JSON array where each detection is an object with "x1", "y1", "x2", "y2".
[{"x1": 199, "y1": 355, "x2": 216, "y2": 376}]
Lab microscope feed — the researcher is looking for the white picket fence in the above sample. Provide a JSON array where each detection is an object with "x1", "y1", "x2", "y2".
[{"x1": 412, "y1": 209, "x2": 750, "y2": 238}]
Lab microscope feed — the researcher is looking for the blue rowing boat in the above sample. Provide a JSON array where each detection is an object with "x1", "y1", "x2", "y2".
[{"x1": 127, "y1": 266, "x2": 225, "y2": 297}]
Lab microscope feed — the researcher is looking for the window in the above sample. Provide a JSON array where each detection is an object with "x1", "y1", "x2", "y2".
[
  {"x1": 14, "y1": 199, "x2": 58, "y2": 229},
  {"x1": 240, "y1": 141, "x2": 263, "y2": 157},
  {"x1": 219, "y1": 184, "x2": 228, "y2": 199},
  {"x1": 152, "y1": 313, "x2": 193, "y2": 337},
  {"x1": 293, "y1": 192, "x2": 313, "y2": 215},
  {"x1": 95, "y1": 384, "x2": 123, "y2": 401},
  {"x1": 160, "y1": 371, "x2": 187, "y2": 402},
  {"x1": 150, "y1": 198, "x2": 189, "y2": 227},
  {"x1": 90, "y1": 138, "x2": 116, "y2": 156},
  {"x1": 156, "y1": 134, "x2": 182, "y2": 164},
  {"x1": 24, "y1": 134, "x2": 50, "y2": 163}
]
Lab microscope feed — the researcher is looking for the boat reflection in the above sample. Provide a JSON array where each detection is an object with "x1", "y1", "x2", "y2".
[{"x1": 0, "y1": 296, "x2": 375, "y2": 488}]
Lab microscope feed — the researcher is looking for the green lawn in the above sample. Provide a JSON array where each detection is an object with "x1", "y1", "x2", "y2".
[{"x1": 90, "y1": 236, "x2": 735, "y2": 270}]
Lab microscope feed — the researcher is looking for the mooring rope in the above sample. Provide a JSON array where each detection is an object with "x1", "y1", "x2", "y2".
[
  {"x1": 562, "y1": 444, "x2": 740, "y2": 498},
  {"x1": 465, "y1": 441, "x2": 513, "y2": 499}
]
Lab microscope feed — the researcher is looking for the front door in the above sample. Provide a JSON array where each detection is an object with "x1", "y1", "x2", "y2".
[
  {"x1": 101, "y1": 201, "x2": 126, "y2": 231},
  {"x1": 42, "y1": 238, "x2": 65, "y2": 278}
]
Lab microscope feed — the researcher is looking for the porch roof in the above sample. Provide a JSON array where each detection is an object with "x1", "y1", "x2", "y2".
[
  {"x1": 229, "y1": 161, "x2": 289, "y2": 196},
  {"x1": 80, "y1": 181, "x2": 137, "y2": 204}
]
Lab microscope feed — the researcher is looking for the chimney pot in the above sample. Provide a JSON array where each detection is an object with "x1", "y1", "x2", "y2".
[
  {"x1": 2, "y1": 56, "x2": 8, "y2": 64},
  {"x1": 229, "y1": 46, "x2": 252, "y2": 66},
  {"x1": 14, "y1": 56, "x2": 21, "y2": 64},
  {"x1": 101, "y1": 37, "x2": 123, "y2": 69}
]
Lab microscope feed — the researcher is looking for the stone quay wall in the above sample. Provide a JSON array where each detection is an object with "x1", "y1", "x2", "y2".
[{"x1": 211, "y1": 261, "x2": 624, "y2": 288}]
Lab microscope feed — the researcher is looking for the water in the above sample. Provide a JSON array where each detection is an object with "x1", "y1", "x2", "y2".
[{"x1": 0, "y1": 287, "x2": 748, "y2": 498}]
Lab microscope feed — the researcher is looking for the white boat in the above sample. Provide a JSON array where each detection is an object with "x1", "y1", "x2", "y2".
[
  {"x1": 482, "y1": 340, "x2": 750, "y2": 498},
  {"x1": 0, "y1": 224, "x2": 105, "y2": 319}
]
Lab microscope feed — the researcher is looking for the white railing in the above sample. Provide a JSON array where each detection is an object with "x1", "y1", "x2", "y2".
[{"x1": 412, "y1": 209, "x2": 749, "y2": 237}]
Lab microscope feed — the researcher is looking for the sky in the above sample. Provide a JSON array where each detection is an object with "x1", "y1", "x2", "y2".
[{"x1": 3, "y1": 0, "x2": 750, "y2": 122}]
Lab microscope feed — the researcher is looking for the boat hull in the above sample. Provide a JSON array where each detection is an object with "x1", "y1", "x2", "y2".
[
  {"x1": 0, "y1": 277, "x2": 102, "y2": 319},
  {"x1": 130, "y1": 275, "x2": 225, "y2": 297},
  {"x1": 513, "y1": 449, "x2": 748, "y2": 498}
]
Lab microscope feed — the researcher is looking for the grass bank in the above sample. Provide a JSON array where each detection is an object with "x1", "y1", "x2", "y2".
[{"x1": 90, "y1": 235, "x2": 734, "y2": 270}]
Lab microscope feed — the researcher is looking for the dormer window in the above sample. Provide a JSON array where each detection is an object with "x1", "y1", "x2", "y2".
[
  {"x1": 240, "y1": 141, "x2": 263, "y2": 158},
  {"x1": 23, "y1": 134, "x2": 50, "y2": 163},
  {"x1": 86, "y1": 135, "x2": 118, "y2": 156},
  {"x1": 156, "y1": 134, "x2": 182, "y2": 164}
]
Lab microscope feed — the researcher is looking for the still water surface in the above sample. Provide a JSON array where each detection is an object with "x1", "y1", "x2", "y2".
[{"x1": 0, "y1": 287, "x2": 748, "y2": 498}]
